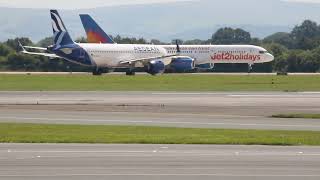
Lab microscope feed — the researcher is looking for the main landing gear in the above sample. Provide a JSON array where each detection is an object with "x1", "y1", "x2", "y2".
[
  {"x1": 92, "y1": 68, "x2": 103, "y2": 76},
  {"x1": 92, "y1": 68, "x2": 114, "y2": 76},
  {"x1": 126, "y1": 69, "x2": 136, "y2": 76}
]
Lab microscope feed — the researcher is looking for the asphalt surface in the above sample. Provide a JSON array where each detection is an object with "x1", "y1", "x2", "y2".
[
  {"x1": 1, "y1": 92, "x2": 320, "y2": 180},
  {"x1": 1, "y1": 72, "x2": 320, "y2": 76},
  {"x1": 1, "y1": 144, "x2": 320, "y2": 180},
  {"x1": 0, "y1": 92, "x2": 320, "y2": 130}
]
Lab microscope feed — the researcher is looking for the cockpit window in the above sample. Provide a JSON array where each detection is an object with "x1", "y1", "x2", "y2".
[{"x1": 259, "y1": 51, "x2": 268, "y2": 54}]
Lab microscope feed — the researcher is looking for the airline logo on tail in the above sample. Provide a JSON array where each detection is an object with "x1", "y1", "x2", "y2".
[
  {"x1": 51, "y1": 10, "x2": 67, "y2": 33},
  {"x1": 80, "y1": 14, "x2": 115, "y2": 44},
  {"x1": 50, "y1": 10, "x2": 73, "y2": 46}
]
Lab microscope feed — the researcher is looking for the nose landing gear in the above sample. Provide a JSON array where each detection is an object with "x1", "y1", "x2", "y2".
[{"x1": 248, "y1": 64, "x2": 253, "y2": 73}]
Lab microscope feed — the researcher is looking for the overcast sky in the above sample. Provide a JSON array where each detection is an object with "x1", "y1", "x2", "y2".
[
  {"x1": 0, "y1": 0, "x2": 194, "y2": 9},
  {"x1": 0, "y1": 0, "x2": 319, "y2": 9}
]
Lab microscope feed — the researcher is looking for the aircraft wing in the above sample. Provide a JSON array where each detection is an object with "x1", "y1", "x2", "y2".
[
  {"x1": 19, "y1": 41, "x2": 60, "y2": 58},
  {"x1": 21, "y1": 50, "x2": 61, "y2": 58},
  {"x1": 119, "y1": 54, "x2": 178, "y2": 65},
  {"x1": 23, "y1": 46, "x2": 48, "y2": 51}
]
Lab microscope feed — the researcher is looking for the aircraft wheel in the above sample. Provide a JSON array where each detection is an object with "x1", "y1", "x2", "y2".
[
  {"x1": 92, "y1": 69, "x2": 103, "y2": 76},
  {"x1": 126, "y1": 71, "x2": 136, "y2": 76}
]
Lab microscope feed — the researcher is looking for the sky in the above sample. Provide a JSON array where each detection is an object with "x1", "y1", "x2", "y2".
[
  {"x1": 0, "y1": 0, "x2": 194, "y2": 9},
  {"x1": 282, "y1": 0, "x2": 320, "y2": 3},
  {"x1": 0, "y1": 0, "x2": 320, "y2": 9}
]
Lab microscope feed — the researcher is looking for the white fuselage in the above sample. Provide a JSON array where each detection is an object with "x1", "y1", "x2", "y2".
[
  {"x1": 78, "y1": 43, "x2": 274, "y2": 68},
  {"x1": 162, "y1": 45, "x2": 274, "y2": 65}
]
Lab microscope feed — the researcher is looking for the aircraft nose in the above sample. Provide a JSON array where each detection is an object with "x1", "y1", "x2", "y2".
[{"x1": 266, "y1": 53, "x2": 274, "y2": 62}]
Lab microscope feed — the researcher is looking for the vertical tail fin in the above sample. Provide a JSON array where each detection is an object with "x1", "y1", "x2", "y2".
[
  {"x1": 50, "y1": 10, "x2": 74, "y2": 46},
  {"x1": 80, "y1": 14, "x2": 115, "y2": 44}
]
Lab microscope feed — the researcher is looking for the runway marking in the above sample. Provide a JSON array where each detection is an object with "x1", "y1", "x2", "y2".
[
  {"x1": 300, "y1": 92, "x2": 320, "y2": 94},
  {"x1": 2, "y1": 167, "x2": 319, "y2": 171},
  {"x1": 0, "y1": 112, "x2": 262, "y2": 119},
  {"x1": 3, "y1": 150, "x2": 320, "y2": 156},
  {"x1": 1, "y1": 116, "x2": 320, "y2": 129},
  {"x1": 228, "y1": 94, "x2": 320, "y2": 98},
  {"x1": 151, "y1": 93, "x2": 225, "y2": 95}
]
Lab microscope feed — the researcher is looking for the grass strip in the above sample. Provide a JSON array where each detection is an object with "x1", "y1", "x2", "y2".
[
  {"x1": 0, "y1": 74, "x2": 320, "y2": 91},
  {"x1": 1, "y1": 123, "x2": 320, "y2": 146}
]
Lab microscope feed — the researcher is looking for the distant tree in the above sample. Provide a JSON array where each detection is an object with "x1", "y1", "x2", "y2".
[
  {"x1": 291, "y1": 20, "x2": 320, "y2": 50},
  {"x1": 6, "y1": 37, "x2": 33, "y2": 52},
  {"x1": 37, "y1": 37, "x2": 54, "y2": 47},
  {"x1": 0, "y1": 44, "x2": 12, "y2": 56},
  {"x1": 211, "y1": 27, "x2": 251, "y2": 44},
  {"x1": 300, "y1": 51, "x2": 320, "y2": 72},
  {"x1": 171, "y1": 39, "x2": 184, "y2": 45},
  {"x1": 273, "y1": 53, "x2": 289, "y2": 72},
  {"x1": 6, "y1": 53, "x2": 39, "y2": 71},
  {"x1": 137, "y1": 38, "x2": 147, "y2": 44},
  {"x1": 263, "y1": 32, "x2": 293, "y2": 48},
  {"x1": 263, "y1": 43, "x2": 288, "y2": 58},
  {"x1": 150, "y1": 39, "x2": 163, "y2": 45},
  {"x1": 279, "y1": 50, "x2": 320, "y2": 72},
  {"x1": 113, "y1": 35, "x2": 122, "y2": 43},
  {"x1": 184, "y1": 39, "x2": 206, "y2": 45},
  {"x1": 250, "y1": 38, "x2": 262, "y2": 46}
]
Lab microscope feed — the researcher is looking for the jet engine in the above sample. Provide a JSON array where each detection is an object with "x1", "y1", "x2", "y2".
[
  {"x1": 146, "y1": 60, "x2": 165, "y2": 75},
  {"x1": 170, "y1": 56, "x2": 195, "y2": 72}
]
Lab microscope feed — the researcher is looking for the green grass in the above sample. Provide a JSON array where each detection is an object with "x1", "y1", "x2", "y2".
[
  {"x1": 1, "y1": 123, "x2": 320, "y2": 145},
  {"x1": 0, "y1": 74, "x2": 319, "y2": 91},
  {"x1": 272, "y1": 114, "x2": 320, "y2": 119}
]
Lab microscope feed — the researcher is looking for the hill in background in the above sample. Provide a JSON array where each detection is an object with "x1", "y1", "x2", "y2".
[{"x1": 1, "y1": 0, "x2": 320, "y2": 42}]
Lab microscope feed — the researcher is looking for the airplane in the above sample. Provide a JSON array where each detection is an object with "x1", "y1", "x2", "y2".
[
  {"x1": 21, "y1": 10, "x2": 195, "y2": 76},
  {"x1": 79, "y1": 14, "x2": 274, "y2": 73}
]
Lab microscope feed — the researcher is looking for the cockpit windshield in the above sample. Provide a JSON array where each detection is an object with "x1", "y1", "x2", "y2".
[{"x1": 259, "y1": 50, "x2": 268, "y2": 54}]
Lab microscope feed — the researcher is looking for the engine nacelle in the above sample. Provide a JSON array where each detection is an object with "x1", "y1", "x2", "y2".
[
  {"x1": 170, "y1": 56, "x2": 195, "y2": 72},
  {"x1": 146, "y1": 60, "x2": 165, "y2": 75}
]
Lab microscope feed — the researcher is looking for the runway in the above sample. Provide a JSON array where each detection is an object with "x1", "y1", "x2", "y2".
[
  {"x1": 1, "y1": 144, "x2": 320, "y2": 180},
  {"x1": 1, "y1": 72, "x2": 320, "y2": 76},
  {"x1": 0, "y1": 91, "x2": 320, "y2": 130},
  {"x1": 1, "y1": 92, "x2": 320, "y2": 180}
]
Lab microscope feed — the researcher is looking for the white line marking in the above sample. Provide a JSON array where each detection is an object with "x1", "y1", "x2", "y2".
[
  {"x1": 151, "y1": 93, "x2": 223, "y2": 95},
  {"x1": 0, "y1": 174, "x2": 320, "y2": 177},
  {"x1": 299, "y1": 92, "x2": 320, "y2": 94},
  {"x1": 229, "y1": 95, "x2": 320, "y2": 98},
  {"x1": 3, "y1": 150, "x2": 320, "y2": 156},
  {"x1": 1, "y1": 116, "x2": 319, "y2": 129}
]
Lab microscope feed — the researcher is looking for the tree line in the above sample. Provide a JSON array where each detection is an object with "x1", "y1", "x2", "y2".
[{"x1": 1, "y1": 20, "x2": 320, "y2": 72}]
